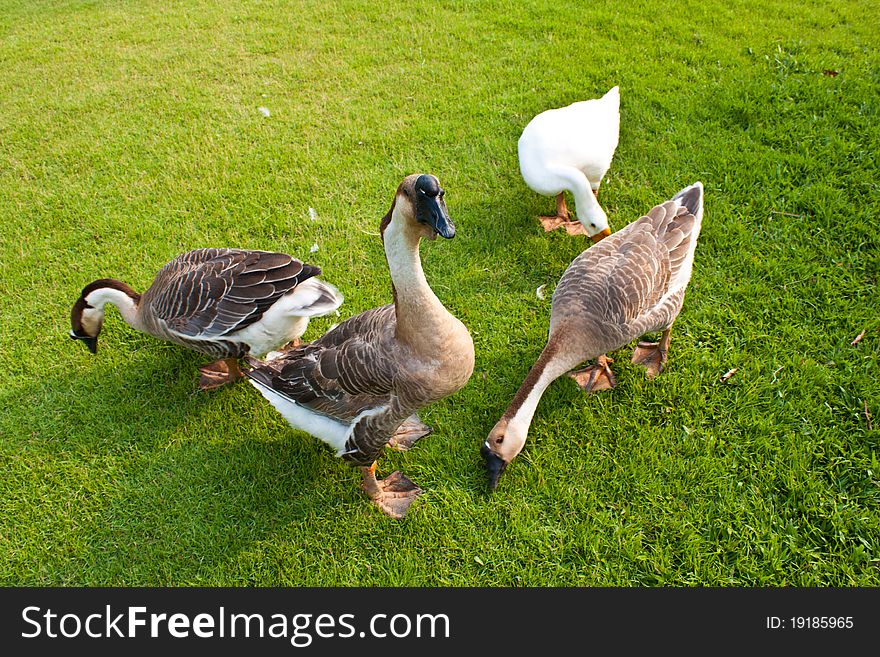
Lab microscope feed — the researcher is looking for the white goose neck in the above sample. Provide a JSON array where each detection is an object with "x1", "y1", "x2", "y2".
[
  {"x1": 506, "y1": 360, "x2": 563, "y2": 435},
  {"x1": 571, "y1": 183, "x2": 607, "y2": 231},
  {"x1": 86, "y1": 286, "x2": 141, "y2": 329},
  {"x1": 504, "y1": 338, "x2": 574, "y2": 435},
  {"x1": 382, "y1": 208, "x2": 451, "y2": 346},
  {"x1": 382, "y1": 210, "x2": 442, "y2": 309}
]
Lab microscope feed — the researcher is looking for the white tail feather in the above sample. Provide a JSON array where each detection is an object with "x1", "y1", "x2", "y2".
[
  {"x1": 283, "y1": 277, "x2": 344, "y2": 317},
  {"x1": 248, "y1": 377, "x2": 350, "y2": 453}
]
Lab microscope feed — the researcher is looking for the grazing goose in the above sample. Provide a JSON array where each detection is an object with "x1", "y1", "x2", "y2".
[
  {"x1": 518, "y1": 86, "x2": 620, "y2": 240},
  {"x1": 482, "y1": 182, "x2": 704, "y2": 488},
  {"x1": 245, "y1": 174, "x2": 475, "y2": 518},
  {"x1": 70, "y1": 249, "x2": 343, "y2": 389}
]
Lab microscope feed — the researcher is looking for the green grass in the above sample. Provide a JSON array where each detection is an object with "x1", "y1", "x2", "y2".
[{"x1": 1, "y1": 0, "x2": 878, "y2": 586}]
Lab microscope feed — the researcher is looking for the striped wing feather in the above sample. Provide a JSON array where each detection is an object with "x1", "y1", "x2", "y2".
[
  {"x1": 553, "y1": 199, "x2": 698, "y2": 328},
  {"x1": 145, "y1": 248, "x2": 320, "y2": 339},
  {"x1": 246, "y1": 305, "x2": 399, "y2": 421}
]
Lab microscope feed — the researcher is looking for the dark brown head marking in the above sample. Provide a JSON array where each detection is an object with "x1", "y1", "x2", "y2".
[{"x1": 70, "y1": 278, "x2": 140, "y2": 335}]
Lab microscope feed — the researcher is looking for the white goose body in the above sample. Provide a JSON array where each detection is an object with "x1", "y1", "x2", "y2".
[
  {"x1": 483, "y1": 182, "x2": 705, "y2": 487},
  {"x1": 245, "y1": 174, "x2": 475, "y2": 518},
  {"x1": 518, "y1": 86, "x2": 620, "y2": 238}
]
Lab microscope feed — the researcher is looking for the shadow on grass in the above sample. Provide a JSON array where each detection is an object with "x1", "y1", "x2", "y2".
[{"x1": 0, "y1": 345, "x2": 356, "y2": 585}]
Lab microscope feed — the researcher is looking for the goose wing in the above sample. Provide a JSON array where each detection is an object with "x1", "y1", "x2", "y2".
[
  {"x1": 144, "y1": 248, "x2": 321, "y2": 339},
  {"x1": 247, "y1": 304, "x2": 417, "y2": 465},
  {"x1": 552, "y1": 190, "x2": 701, "y2": 330},
  {"x1": 246, "y1": 304, "x2": 399, "y2": 421}
]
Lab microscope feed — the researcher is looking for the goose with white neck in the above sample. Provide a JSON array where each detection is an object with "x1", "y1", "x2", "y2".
[
  {"x1": 70, "y1": 249, "x2": 342, "y2": 389},
  {"x1": 245, "y1": 174, "x2": 475, "y2": 518},
  {"x1": 482, "y1": 182, "x2": 704, "y2": 489},
  {"x1": 518, "y1": 86, "x2": 620, "y2": 240}
]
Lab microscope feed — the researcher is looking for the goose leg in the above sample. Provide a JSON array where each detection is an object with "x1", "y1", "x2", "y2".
[
  {"x1": 387, "y1": 414, "x2": 433, "y2": 451},
  {"x1": 360, "y1": 463, "x2": 422, "y2": 519},
  {"x1": 569, "y1": 355, "x2": 617, "y2": 392},
  {"x1": 540, "y1": 194, "x2": 587, "y2": 235},
  {"x1": 631, "y1": 328, "x2": 672, "y2": 378},
  {"x1": 197, "y1": 357, "x2": 244, "y2": 390}
]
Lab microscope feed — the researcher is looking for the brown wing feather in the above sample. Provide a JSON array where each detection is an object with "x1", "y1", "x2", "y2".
[
  {"x1": 143, "y1": 248, "x2": 320, "y2": 339},
  {"x1": 245, "y1": 305, "x2": 399, "y2": 422},
  {"x1": 552, "y1": 196, "x2": 700, "y2": 329},
  {"x1": 552, "y1": 223, "x2": 670, "y2": 327}
]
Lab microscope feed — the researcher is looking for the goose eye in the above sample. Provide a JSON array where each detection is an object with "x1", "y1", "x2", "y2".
[{"x1": 589, "y1": 222, "x2": 597, "y2": 228}]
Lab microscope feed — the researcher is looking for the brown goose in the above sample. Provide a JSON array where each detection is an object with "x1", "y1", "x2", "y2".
[
  {"x1": 70, "y1": 249, "x2": 342, "y2": 389},
  {"x1": 245, "y1": 174, "x2": 475, "y2": 518},
  {"x1": 482, "y1": 182, "x2": 704, "y2": 488}
]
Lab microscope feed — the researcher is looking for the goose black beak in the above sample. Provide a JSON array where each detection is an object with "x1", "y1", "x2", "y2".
[
  {"x1": 429, "y1": 204, "x2": 455, "y2": 239},
  {"x1": 415, "y1": 174, "x2": 455, "y2": 239},
  {"x1": 420, "y1": 195, "x2": 455, "y2": 239},
  {"x1": 481, "y1": 441, "x2": 507, "y2": 491},
  {"x1": 70, "y1": 331, "x2": 98, "y2": 354}
]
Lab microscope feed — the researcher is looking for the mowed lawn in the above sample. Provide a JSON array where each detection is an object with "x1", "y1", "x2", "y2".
[{"x1": 0, "y1": 0, "x2": 877, "y2": 586}]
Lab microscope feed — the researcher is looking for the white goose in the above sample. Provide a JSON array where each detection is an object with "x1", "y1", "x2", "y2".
[
  {"x1": 245, "y1": 174, "x2": 475, "y2": 518},
  {"x1": 482, "y1": 182, "x2": 704, "y2": 488},
  {"x1": 518, "y1": 86, "x2": 620, "y2": 241},
  {"x1": 70, "y1": 249, "x2": 342, "y2": 389}
]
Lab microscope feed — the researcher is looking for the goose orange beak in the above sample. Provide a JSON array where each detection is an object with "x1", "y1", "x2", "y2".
[{"x1": 590, "y1": 227, "x2": 612, "y2": 243}]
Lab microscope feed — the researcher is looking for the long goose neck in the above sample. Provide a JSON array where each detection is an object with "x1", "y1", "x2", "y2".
[
  {"x1": 503, "y1": 336, "x2": 572, "y2": 434},
  {"x1": 570, "y1": 178, "x2": 605, "y2": 226},
  {"x1": 382, "y1": 211, "x2": 448, "y2": 344},
  {"x1": 86, "y1": 281, "x2": 142, "y2": 329}
]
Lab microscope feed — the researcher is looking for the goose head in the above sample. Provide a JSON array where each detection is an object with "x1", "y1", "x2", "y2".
[
  {"x1": 481, "y1": 416, "x2": 528, "y2": 490},
  {"x1": 584, "y1": 209, "x2": 612, "y2": 243},
  {"x1": 69, "y1": 279, "x2": 139, "y2": 354},
  {"x1": 383, "y1": 173, "x2": 455, "y2": 241},
  {"x1": 69, "y1": 292, "x2": 104, "y2": 354}
]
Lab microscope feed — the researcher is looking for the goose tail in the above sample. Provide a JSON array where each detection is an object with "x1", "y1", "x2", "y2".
[
  {"x1": 661, "y1": 182, "x2": 705, "y2": 294},
  {"x1": 602, "y1": 85, "x2": 620, "y2": 107},
  {"x1": 673, "y1": 181, "x2": 704, "y2": 224},
  {"x1": 283, "y1": 277, "x2": 344, "y2": 317}
]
